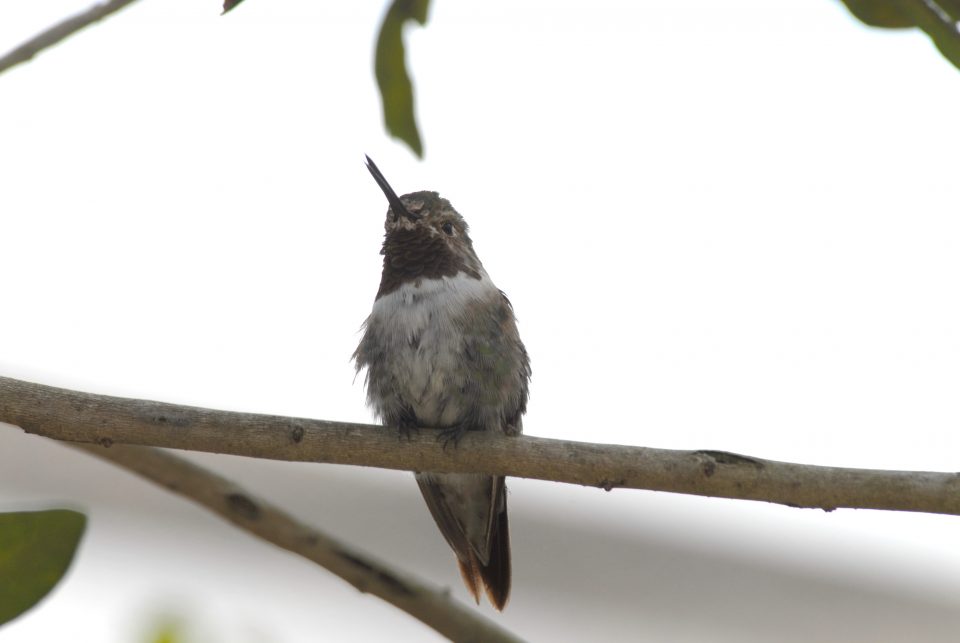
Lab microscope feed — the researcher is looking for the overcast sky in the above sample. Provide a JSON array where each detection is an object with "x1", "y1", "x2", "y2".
[{"x1": 2, "y1": 1, "x2": 960, "y2": 641}]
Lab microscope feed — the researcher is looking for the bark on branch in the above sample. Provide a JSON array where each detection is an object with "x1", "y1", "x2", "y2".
[
  {"x1": 3, "y1": 375, "x2": 960, "y2": 516},
  {"x1": 71, "y1": 443, "x2": 522, "y2": 643},
  {"x1": 0, "y1": 0, "x2": 142, "y2": 75}
]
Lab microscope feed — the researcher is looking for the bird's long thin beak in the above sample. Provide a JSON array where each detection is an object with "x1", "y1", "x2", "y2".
[{"x1": 365, "y1": 155, "x2": 419, "y2": 221}]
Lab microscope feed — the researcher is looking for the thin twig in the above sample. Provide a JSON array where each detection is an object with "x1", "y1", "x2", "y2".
[
  {"x1": 0, "y1": 0, "x2": 142, "y2": 75},
  {"x1": 71, "y1": 442, "x2": 524, "y2": 643},
  {"x1": 3, "y1": 375, "x2": 960, "y2": 515}
]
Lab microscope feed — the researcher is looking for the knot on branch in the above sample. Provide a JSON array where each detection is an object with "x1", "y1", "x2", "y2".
[
  {"x1": 337, "y1": 550, "x2": 415, "y2": 597},
  {"x1": 226, "y1": 492, "x2": 261, "y2": 520},
  {"x1": 694, "y1": 450, "x2": 764, "y2": 477}
]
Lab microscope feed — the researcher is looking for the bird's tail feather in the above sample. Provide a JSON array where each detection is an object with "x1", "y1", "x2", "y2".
[
  {"x1": 479, "y1": 502, "x2": 510, "y2": 610},
  {"x1": 454, "y1": 499, "x2": 510, "y2": 610},
  {"x1": 416, "y1": 473, "x2": 512, "y2": 610}
]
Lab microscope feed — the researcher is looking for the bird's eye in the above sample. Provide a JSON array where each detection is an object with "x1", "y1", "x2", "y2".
[{"x1": 441, "y1": 222, "x2": 454, "y2": 235}]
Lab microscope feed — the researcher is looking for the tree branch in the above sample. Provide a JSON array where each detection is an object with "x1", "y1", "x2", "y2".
[
  {"x1": 70, "y1": 442, "x2": 522, "y2": 643},
  {"x1": 0, "y1": 0, "x2": 142, "y2": 75},
  {"x1": 3, "y1": 375, "x2": 960, "y2": 515}
]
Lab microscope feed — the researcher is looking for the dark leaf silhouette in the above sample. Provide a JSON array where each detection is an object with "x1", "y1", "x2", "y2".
[
  {"x1": 840, "y1": 0, "x2": 960, "y2": 70},
  {"x1": 0, "y1": 510, "x2": 87, "y2": 626},
  {"x1": 374, "y1": 0, "x2": 431, "y2": 157}
]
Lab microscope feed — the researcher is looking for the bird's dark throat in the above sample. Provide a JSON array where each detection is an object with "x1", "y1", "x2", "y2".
[{"x1": 376, "y1": 229, "x2": 480, "y2": 299}]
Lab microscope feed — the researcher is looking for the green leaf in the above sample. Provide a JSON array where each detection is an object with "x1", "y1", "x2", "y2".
[
  {"x1": 374, "y1": 0, "x2": 431, "y2": 158},
  {"x1": 897, "y1": 0, "x2": 960, "y2": 70},
  {"x1": 221, "y1": 0, "x2": 245, "y2": 14},
  {"x1": 0, "y1": 510, "x2": 87, "y2": 626},
  {"x1": 839, "y1": 0, "x2": 914, "y2": 28},
  {"x1": 840, "y1": 0, "x2": 960, "y2": 72},
  {"x1": 145, "y1": 617, "x2": 187, "y2": 643}
]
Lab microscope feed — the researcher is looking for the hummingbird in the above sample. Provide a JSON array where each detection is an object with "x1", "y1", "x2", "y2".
[{"x1": 353, "y1": 156, "x2": 531, "y2": 610}]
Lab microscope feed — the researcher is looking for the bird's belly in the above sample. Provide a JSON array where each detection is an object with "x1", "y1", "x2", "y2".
[
  {"x1": 392, "y1": 332, "x2": 467, "y2": 428},
  {"x1": 360, "y1": 273, "x2": 508, "y2": 430}
]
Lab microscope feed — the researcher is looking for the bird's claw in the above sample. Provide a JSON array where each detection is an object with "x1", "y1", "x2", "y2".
[
  {"x1": 397, "y1": 421, "x2": 420, "y2": 442},
  {"x1": 436, "y1": 423, "x2": 470, "y2": 450}
]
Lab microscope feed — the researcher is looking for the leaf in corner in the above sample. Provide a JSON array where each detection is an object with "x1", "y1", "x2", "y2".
[
  {"x1": 0, "y1": 510, "x2": 87, "y2": 626},
  {"x1": 374, "y1": 0, "x2": 431, "y2": 158},
  {"x1": 222, "y1": 0, "x2": 245, "y2": 14},
  {"x1": 839, "y1": 0, "x2": 960, "y2": 72},
  {"x1": 839, "y1": 0, "x2": 914, "y2": 28}
]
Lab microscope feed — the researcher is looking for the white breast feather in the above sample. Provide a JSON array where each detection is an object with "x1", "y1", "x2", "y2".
[{"x1": 367, "y1": 271, "x2": 497, "y2": 425}]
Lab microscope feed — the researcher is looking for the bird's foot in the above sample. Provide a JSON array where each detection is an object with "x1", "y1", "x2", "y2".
[
  {"x1": 397, "y1": 419, "x2": 420, "y2": 442},
  {"x1": 437, "y1": 422, "x2": 471, "y2": 450}
]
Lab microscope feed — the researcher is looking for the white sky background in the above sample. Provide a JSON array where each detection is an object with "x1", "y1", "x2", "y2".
[{"x1": 2, "y1": 0, "x2": 960, "y2": 641}]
